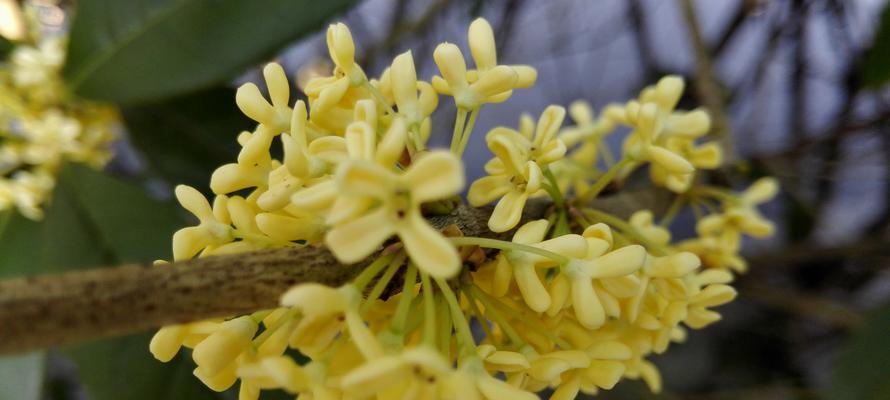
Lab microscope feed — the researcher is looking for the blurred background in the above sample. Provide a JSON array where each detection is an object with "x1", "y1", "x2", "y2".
[{"x1": 1, "y1": 0, "x2": 890, "y2": 399}]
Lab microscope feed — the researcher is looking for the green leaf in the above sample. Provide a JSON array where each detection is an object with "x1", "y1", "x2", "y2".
[
  {"x1": 862, "y1": 4, "x2": 890, "y2": 87},
  {"x1": 0, "y1": 210, "x2": 44, "y2": 278},
  {"x1": 65, "y1": 334, "x2": 218, "y2": 400},
  {"x1": 827, "y1": 303, "x2": 890, "y2": 400},
  {"x1": 63, "y1": 0, "x2": 356, "y2": 104},
  {"x1": 0, "y1": 164, "x2": 211, "y2": 399},
  {"x1": 124, "y1": 86, "x2": 254, "y2": 190},
  {"x1": 54, "y1": 163, "x2": 185, "y2": 263},
  {"x1": 0, "y1": 35, "x2": 13, "y2": 60},
  {"x1": 0, "y1": 352, "x2": 46, "y2": 400}
]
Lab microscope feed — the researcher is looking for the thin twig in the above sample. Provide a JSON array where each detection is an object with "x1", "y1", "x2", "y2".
[{"x1": 679, "y1": 0, "x2": 733, "y2": 159}]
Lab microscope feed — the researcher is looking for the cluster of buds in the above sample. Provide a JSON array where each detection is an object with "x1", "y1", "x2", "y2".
[
  {"x1": 0, "y1": 26, "x2": 118, "y2": 219},
  {"x1": 153, "y1": 18, "x2": 777, "y2": 400}
]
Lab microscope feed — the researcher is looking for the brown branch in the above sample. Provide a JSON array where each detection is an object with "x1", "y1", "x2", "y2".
[
  {"x1": 0, "y1": 191, "x2": 667, "y2": 355},
  {"x1": 679, "y1": 0, "x2": 733, "y2": 159}
]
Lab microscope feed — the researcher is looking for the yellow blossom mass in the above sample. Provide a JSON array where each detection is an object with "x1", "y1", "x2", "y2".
[
  {"x1": 0, "y1": 31, "x2": 118, "y2": 219},
  {"x1": 153, "y1": 17, "x2": 778, "y2": 400}
]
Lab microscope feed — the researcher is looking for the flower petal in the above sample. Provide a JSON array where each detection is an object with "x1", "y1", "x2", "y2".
[
  {"x1": 514, "y1": 261, "x2": 550, "y2": 312},
  {"x1": 512, "y1": 219, "x2": 550, "y2": 244},
  {"x1": 571, "y1": 278, "x2": 605, "y2": 329},
  {"x1": 468, "y1": 175, "x2": 512, "y2": 207},
  {"x1": 468, "y1": 18, "x2": 497, "y2": 70},
  {"x1": 488, "y1": 190, "x2": 528, "y2": 233},
  {"x1": 398, "y1": 210, "x2": 460, "y2": 278},
  {"x1": 375, "y1": 118, "x2": 407, "y2": 167},
  {"x1": 335, "y1": 159, "x2": 396, "y2": 198},
  {"x1": 587, "y1": 245, "x2": 646, "y2": 278},
  {"x1": 326, "y1": 208, "x2": 395, "y2": 263},
  {"x1": 402, "y1": 151, "x2": 464, "y2": 203}
]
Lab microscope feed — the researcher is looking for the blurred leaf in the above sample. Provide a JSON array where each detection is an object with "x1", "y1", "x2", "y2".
[
  {"x1": 0, "y1": 35, "x2": 13, "y2": 60},
  {"x1": 63, "y1": 0, "x2": 356, "y2": 104},
  {"x1": 861, "y1": 4, "x2": 890, "y2": 87},
  {"x1": 54, "y1": 163, "x2": 184, "y2": 262},
  {"x1": 0, "y1": 210, "x2": 43, "y2": 278},
  {"x1": 124, "y1": 86, "x2": 253, "y2": 190},
  {"x1": 0, "y1": 352, "x2": 45, "y2": 400},
  {"x1": 0, "y1": 164, "x2": 209, "y2": 399},
  {"x1": 65, "y1": 334, "x2": 218, "y2": 400},
  {"x1": 827, "y1": 303, "x2": 890, "y2": 400}
]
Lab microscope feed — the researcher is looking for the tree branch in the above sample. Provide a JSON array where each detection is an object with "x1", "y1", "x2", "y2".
[
  {"x1": 678, "y1": 0, "x2": 733, "y2": 158},
  {"x1": 0, "y1": 191, "x2": 667, "y2": 355}
]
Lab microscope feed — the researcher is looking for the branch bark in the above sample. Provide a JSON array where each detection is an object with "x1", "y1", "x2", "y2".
[
  {"x1": 0, "y1": 191, "x2": 667, "y2": 355},
  {"x1": 678, "y1": 0, "x2": 733, "y2": 159}
]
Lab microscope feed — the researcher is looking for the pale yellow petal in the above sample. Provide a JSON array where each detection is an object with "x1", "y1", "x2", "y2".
[
  {"x1": 375, "y1": 118, "x2": 407, "y2": 167},
  {"x1": 470, "y1": 65, "x2": 517, "y2": 99},
  {"x1": 398, "y1": 210, "x2": 460, "y2": 278},
  {"x1": 648, "y1": 146, "x2": 694, "y2": 174},
  {"x1": 512, "y1": 219, "x2": 550, "y2": 244},
  {"x1": 402, "y1": 151, "x2": 464, "y2": 203},
  {"x1": 489, "y1": 190, "x2": 528, "y2": 233},
  {"x1": 468, "y1": 175, "x2": 512, "y2": 207},
  {"x1": 587, "y1": 245, "x2": 646, "y2": 278},
  {"x1": 468, "y1": 18, "x2": 497, "y2": 70},
  {"x1": 236, "y1": 82, "x2": 274, "y2": 124},
  {"x1": 433, "y1": 43, "x2": 468, "y2": 92},
  {"x1": 263, "y1": 63, "x2": 290, "y2": 107},
  {"x1": 514, "y1": 261, "x2": 550, "y2": 312},
  {"x1": 326, "y1": 207, "x2": 395, "y2": 263},
  {"x1": 571, "y1": 278, "x2": 605, "y2": 329},
  {"x1": 335, "y1": 159, "x2": 396, "y2": 198}
]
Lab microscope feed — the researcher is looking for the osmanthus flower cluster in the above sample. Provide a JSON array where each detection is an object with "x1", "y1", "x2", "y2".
[
  {"x1": 151, "y1": 18, "x2": 778, "y2": 400},
  {"x1": 0, "y1": 28, "x2": 118, "y2": 220}
]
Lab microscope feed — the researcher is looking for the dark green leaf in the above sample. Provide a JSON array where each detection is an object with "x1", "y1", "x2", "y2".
[
  {"x1": 0, "y1": 35, "x2": 13, "y2": 60},
  {"x1": 0, "y1": 210, "x2": 44, "y2": 278},
  {"x1": 827, "y1": 303, "x2": 890, "y2": 400},
  {"x1": 55, "y1": 163, "x2": 185, "y2": 263},
  {"x1": 861, "y1": 4, "x2": 890, "y2": 87},
  {"x1": 44, "y1": 165, "x2": 214, "y2": 399},
  {"x1": 65, "y1": 334, "x2": 218, "y2": 400},
  {"x1": 63, "y1": 0, "x2": 356, "y2": 104},
  {"x1": 124, "y1": 86, "x2": 253, "y2": 191},
  {"x1": 0, "y1": 352, "x2": 46, "y2": 400}
]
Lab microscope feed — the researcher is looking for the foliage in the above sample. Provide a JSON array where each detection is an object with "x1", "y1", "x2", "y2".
[
  {"x1": 861, "y1": 4, "x2": 890, "y2": 87},
  {"x1": 62, "y1": 0, "x2": 357, "y2": 104},
  {"x1": 827, "y1": 304, "x2": 890, "y2": 400}
]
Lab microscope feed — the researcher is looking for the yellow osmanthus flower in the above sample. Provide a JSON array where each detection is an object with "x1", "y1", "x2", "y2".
[
  {"x1": 432, "y1": 18, "x2": 534, "y2": 110},
  {"x1": 151, "y1": 17, "x2": 778, "y2": 400},
  {"x1": 326, "y1": 151, "x2": 464, "y2": 278},
  {"x1": 467, "y1": 106, "x2": 570, "y2": 233},
  {"x1": 0, "y1": 28, "x2": 118, "y2": 219},
  {"x1": 388, "y1": 51, "x2": 439, "y2": 149}
]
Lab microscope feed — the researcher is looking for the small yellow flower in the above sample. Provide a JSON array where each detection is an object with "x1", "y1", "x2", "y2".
[
  {"x1": 390, "y1": 51, "x2": 438, "y2": 148},
  {"x1": 304, "y1": 23, "x2": 367, "y2": 115},
  {"x1": 468, "y1": 159, "x2": 542, "y2": 232},
  {"x1": 622, "y1": 102, "x2": 695, "y2": 178},
  {"x1": 235, "y1": 63, "x2": 292, "y2": 132},
  {"x1": 237, "y1": 356, "x2": 308, "y2": 400},
  {"x1": 171, "y1": 186, "x2": 233, "y2": 260},
  {"x1": 560, "y1": 224, "x2": 647, "y2": 329},
  {"x1": 559, "y1": 100, "x2": 617, "y2": 149},
  {"x1": 650, "y1": 137, "x2": 722, "y2": 192},
  {"x1": 484, "y1": 219, "x2": 587, "y2": 312},
  {"x1": 326, "y1": 151, "x2": 465, "y2": 277},
  {"x1": 210, "y1": 128, "x2": 276, "y2": 194},
  {"x1": 340, "y1": 346, "x2": 452, "y2": 398},
  {"x1": 699, "y1": 177, "x2": 779, "y2": 241},
  {"x1": 192, "y1": 316, "x2": 258, "y2": 379},
  {"x1": 432, "y1": 18, "x2": 535, "y2": 109}
]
